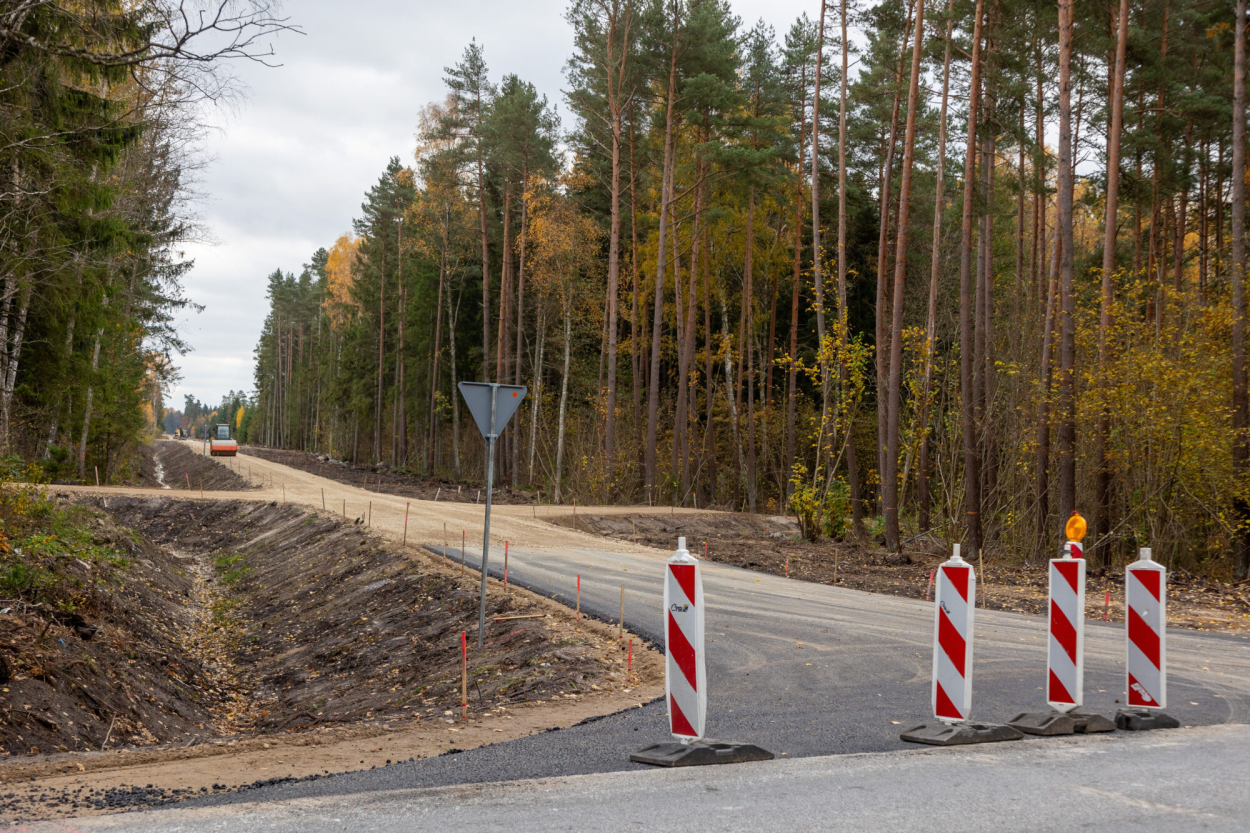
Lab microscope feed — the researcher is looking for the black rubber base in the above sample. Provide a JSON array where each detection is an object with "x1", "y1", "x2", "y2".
[
  {"x1": 630, "y1": 739, "x2": 776, "y2": 767},
  {"x1": 1008, "y1": 711, "x2": 1117, "y2": 736},
  {"x1": 1115, "y1": 708, "x2": 1181, "y2": 731},
  {"x1": 900, "y1": 721, "x2": 1024, "y2": 746}
]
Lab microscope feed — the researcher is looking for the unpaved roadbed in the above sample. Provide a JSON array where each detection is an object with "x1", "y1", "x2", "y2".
[
  {"x1": 555, "y1": 512, "x2": 1250, "y2": 633},
  {"x1": 240, "y1": 446, "x2": 535, "y2": 504}
]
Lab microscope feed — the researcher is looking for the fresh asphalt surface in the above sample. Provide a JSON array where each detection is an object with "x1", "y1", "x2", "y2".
[
  {"x1": 64, "y1": 724, "x2": 1250, "y2": 831},
  {"x1": 130, "y1": 536, "x2": 1250, "y2": 812}
]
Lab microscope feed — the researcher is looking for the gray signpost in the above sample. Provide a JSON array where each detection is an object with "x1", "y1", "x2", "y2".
[{"x1": 458, "y1": 381, "x2": 527, "y2": 648}]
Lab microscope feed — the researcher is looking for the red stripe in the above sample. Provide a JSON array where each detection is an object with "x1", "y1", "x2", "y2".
[
  {"x1": 1048, "y1": 669, "x2": 1075, "y2": 704},
  {"x1": 1054, "y1": 559, "x2": 1080, "y2": 594},
  {"x1": 670, "y1": 564, "x2": 696, "y2": 606},
  {"x1": 935, "y1": 681, "x2": 963, "y2": 720},
  {"x1": 667, "y1": 611, "x2": 698, "y2": 692},
  {"x1": 943, "y1": 565, "x2": 970, "y2": 603},
  {"x1": 1050, "y1": 598, "x2": 1078, "y2": 663},
  {"x1": 1128, "y1": 605, "x2": 1161, "y2": 669},
  {"x1": 1127, "y1": 672, "x2": 1155, "y2": 707},
  {"x1": 669, "y1": 694, "x2": 697, "y2": 736},
  {"x1": 937, "y1": 608, "x2": 966, "y2": 676},
  {"x1": 1132, "y1": 568, "x2": 1162, "y2": 603}
]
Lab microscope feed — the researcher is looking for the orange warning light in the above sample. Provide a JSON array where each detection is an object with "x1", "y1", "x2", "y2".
[{"x1": 1065, "y1": 511, "x2": 1087, "y2": 543}]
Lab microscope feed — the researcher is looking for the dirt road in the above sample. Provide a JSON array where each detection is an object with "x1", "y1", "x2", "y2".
[{"x1": 68, "y1": 439, "x2": 708, "y2": 562}]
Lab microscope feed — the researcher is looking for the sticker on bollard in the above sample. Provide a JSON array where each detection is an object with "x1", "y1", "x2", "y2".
[
  {"x1": 901, "y1": 545, "x2": 1022, "y2": 746},
  {"x1": 632, "y1": 537, "x2": 774, "y2": 767},
  {"x1": 665, "y1": 536, "x2": 706, "y2": 739},
  {"x1": 1116, "y1": 548, "x2": 1177, "y2": 731},
  {"x1": 1008, "y1": 514, "x2": 1115, "y2": 737}
]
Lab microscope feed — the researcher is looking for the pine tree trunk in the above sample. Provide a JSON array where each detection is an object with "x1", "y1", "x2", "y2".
[
  {"x1": 811, "y1": 0, "x2": 830, "y2": 462},
  {"x1": 1055, "y1": 0, "x2": 1078, "y2": 523},
  {"x1": 646, "y1": 18, "x2": 681, "y2": 502},
  {"x1": 746, "y1": 187, "x2": 757, "y2": 513},
  {"x1": 1095, "y1": 0, "x2": 1129, "y2": 566},
  {"x1": 918, "y1": 0, "x2": 953, "y2": 533},
  {"x1": 1231, "y1": 0, "x2": 1248, "y2": 579},
  {"x1": 555, "y1": 301, "x2": 573, "y2": 503},
  {"x1": 427, "y1": 242, "x2": 446, "y2": 474},
  {"x1": 958, "y1": 0, "x2": 987, "y2": 551},
  {"x1": 875, "y1": 4, "x2": 914, "y2": 508},
  {"x1": 883, "y1": 0, "x2": 926, "y2": 552},
  {"x1": 785, "y1": 58, "x2": 808, "y2": 498}
]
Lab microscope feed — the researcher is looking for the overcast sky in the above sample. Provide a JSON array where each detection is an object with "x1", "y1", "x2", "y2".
[{"x1": 170, "y1": 0, "x2": 831, "y2": 408}]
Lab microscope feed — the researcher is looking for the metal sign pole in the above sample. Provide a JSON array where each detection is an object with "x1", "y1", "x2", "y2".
[{"x1": 477, "y1": 384, "x2": 498, "y2": 648}]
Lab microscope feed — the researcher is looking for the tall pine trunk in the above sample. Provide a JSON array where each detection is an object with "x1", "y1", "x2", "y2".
[
  {"x1": 883, "y1": 0, "x2": 926, "y2": 552},
  {"x1": 958, "y1": 0, "x2": 987, "y2": 551},
  {"x1": 1055, "y1": 0, "x2": 1078, "y2": 523},
  {"x1": 1095, "y1": 0, "x2": 1129, "y2": 566}
]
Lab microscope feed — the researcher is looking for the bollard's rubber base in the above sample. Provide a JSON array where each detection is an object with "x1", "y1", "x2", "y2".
[
  {"x1": 899, "y1": 722, "x2": 1024, "y2": 746},
  {"x1": 630, "y1": 739, "x2": 775, "y2": 767},
  {"x1": 1115, "y1": 708, "x2": 1180, "y2": 731},
  {"x1": 1008, "y1": 712, "x2": 1075, "y2": 735},
  {"x1": 1008, "y1": 711, "x2": 1117, "y2": 736}
]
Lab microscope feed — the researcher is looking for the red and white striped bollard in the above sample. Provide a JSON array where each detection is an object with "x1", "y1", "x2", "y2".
[
  {"x1": 1047, "y1": 539, "x2": 1086, "y2": 712},
  {"x1": 1126, "y1": 547, "x2": 1166, "y2": 710},
  {"x1": 665, "y1": 536, "x2": 706, "y2": 740},
  {"x1": 932, "y1": 544, "x2": 976, "y2": 724}
]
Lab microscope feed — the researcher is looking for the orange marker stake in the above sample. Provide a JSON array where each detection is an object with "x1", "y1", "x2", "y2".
[
  {"x1": 627, "y1": 637, "x2": 633, "y2": 683},
  {"x1": 925, "y1": 569, "x2": 935, "y2": 601},
  {"x1": 1103, "y1": 589, "x2": 1111, "y2": 621},
  {"x1": 704, "y1": 541, "x2": 708, "y2": 559},
  {"x1": 785, "y1": 555, "x2": 790, "y2": 578},
  {"x1": 185, "y1": 473, "x2": 191, "y2": 490}
]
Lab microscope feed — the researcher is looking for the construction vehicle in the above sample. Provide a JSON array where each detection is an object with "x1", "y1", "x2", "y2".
[{"x1": 209, "y1": 423, "x2": 238, "y2": 457}]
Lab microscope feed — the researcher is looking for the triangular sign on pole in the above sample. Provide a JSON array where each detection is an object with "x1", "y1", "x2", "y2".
[{"x1": 458, "y1": 382, "x2": 527, "y2": 438}]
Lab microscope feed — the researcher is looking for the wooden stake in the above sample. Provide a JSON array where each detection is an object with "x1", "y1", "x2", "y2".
[
  {"x1": 94, "y1": 466, "x2": 99, "y2": 486},
  {"x1": 321, "y1": 488, "x2": 326, "y2": 510},
  {"x1": 461, "y1": 631, "x2": 468, "y2": 720},
  {"x1": 435, "y1": 487, "x2": 441, "y2": 501},
  {"x1": 368, "y1": 501, "x2": 372, "y2": 526},
  {"x1": 504, "y1": 540, "x2": 509, "y2": 592},
  {"x1": 444, "y1": 522, "x2": 448, "y2": 563},
  {"x1": 403, "y1": 502, "x2": 410, "y2": 546},
  {"x1": 342, "y1": 499, "x2": 346, "y2": 519},
  {"x1": 461, "y1": 530, "x2": 465, "y2": 575}
]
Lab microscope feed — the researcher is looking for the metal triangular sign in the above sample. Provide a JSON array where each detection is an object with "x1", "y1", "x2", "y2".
[{"x1": 458, "y1": 382, "x2": 527, "y2": 439}]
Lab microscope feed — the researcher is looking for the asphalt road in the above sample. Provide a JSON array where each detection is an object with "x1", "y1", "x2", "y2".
[
  {"x1": 61, "y1": 724, "x2": 1250, "y2": 831},
  {"x1": 106, "y1": 535, "x2": 1250, "y2": 812}
]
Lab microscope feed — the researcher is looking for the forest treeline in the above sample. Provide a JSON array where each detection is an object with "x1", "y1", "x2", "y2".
[
  {"x1": 0, "y1": 1, "x2": 292, "y2": 480},
  {"x1": 242, "y1": 0, "x2": 1250, "y2": 579}
]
